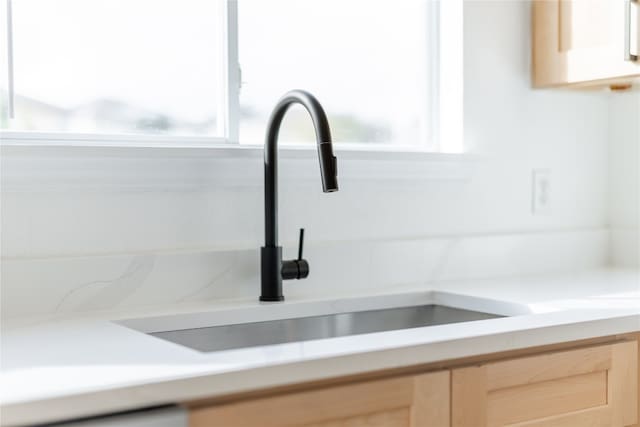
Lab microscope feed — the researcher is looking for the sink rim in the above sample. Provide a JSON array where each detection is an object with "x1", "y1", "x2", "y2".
[{"x1": 117, "y1": 290, "x2": 531, "y2": 335}]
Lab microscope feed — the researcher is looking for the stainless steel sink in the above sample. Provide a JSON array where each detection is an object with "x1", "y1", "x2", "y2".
[{"x1": 149, "y1": 305, "x2": 502, "y2": 353}]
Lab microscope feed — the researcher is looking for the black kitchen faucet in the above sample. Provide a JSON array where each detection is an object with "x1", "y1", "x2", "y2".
[{"x1": 260, "y1": 90, "x2": 339, "y2": 302}]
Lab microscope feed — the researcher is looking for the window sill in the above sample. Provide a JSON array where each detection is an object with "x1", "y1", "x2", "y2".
[{"x1": 1, "y1": 134, "x2": 474, "y2": 193}]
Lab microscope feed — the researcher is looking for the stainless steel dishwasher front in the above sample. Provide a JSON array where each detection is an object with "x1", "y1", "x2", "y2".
[{"x1": 53, "y1": 406, "x2": 187, "y2": 427}]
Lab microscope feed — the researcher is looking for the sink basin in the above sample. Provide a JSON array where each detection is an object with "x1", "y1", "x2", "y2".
[{"x1": 149, "y1": 304, "x2": 502, "y2": 353}]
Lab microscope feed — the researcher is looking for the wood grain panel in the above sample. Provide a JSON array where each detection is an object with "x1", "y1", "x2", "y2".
[
  {"x1": 190, "y1": 371, "x2": 449, "y2": 427},
  {"x1": 452, "y1": 341, "x2": 638, "y2": 427},
  {"x1": 303, "y1": 408, "x2": 409, "y2": 427},
  {"x1": 623, "y1": 333, "x2": 640, "y2": 427},
  {"x1": 611, "y1": 341, "x2": 638, "y2": 427},
  {"x1": 411, "y1": 372, "x2": 450, "y2": 427},
  {"x1": 487, "y1": 371, "x2": 607, "y2": 426},
  {"x1": 485, "y1": 344, "x2": 611, "y2": 391},
  {"x1": 451, "y1": 366, "x2": 487, "y2": 427},
  {"x1": 507, "y1": 406, "x2": 613, "y2": 427}
]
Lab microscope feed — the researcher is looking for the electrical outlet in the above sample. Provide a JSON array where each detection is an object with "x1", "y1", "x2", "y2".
[{"x1": 532, "y1": 169, "x2": 551, "y2": 215}]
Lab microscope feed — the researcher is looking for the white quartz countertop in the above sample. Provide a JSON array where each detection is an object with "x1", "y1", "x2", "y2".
[{"x1": 1, "y1": 269, "x2": 639, "y2": 426}]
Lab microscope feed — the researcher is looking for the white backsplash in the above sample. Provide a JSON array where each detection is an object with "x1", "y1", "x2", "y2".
[
  {"x1": 1, "y1": 229, "x2": 608, "y2": 319},
  {"x1": 609, "y1": 92, "x2": 640, "y2": 268}
]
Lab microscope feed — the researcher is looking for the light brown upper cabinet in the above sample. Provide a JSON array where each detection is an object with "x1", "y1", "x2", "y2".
[{"x1": 533, "y1": 0, "x2": 640, "y2": 88}]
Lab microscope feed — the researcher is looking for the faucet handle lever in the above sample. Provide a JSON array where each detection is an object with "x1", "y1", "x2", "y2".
[
  {"x1": 281, "y1": 228, "x2": 309, "y2": 281},
  {"x1": 297, "y1": 228, "x2": 305, "y2": 260}
]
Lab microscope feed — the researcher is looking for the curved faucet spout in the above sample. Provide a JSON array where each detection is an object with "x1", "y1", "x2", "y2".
[
  {"x1": 264, "y1": 90, "x2": 339, "y2": 247},
  {"x1": 261, "y1": 90, "x2": 339, "y2": 302},
  {"x1": 266, "y1": 90, "x2": 339, "y2": 195}
]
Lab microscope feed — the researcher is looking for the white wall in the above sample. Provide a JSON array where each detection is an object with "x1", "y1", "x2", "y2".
[
  {"x1": 0, "y1": 1, "x2": 615, "y2": 319},
  {"x1": 609, "y1": 92, "x2": 640, "y2": 268}
]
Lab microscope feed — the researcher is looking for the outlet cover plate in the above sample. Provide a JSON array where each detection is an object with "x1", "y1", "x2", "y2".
[{"x1": 532, "y1": 169, "x2": 551, "y2": 215}]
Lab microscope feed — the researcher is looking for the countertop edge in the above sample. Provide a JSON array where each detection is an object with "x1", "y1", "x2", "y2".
[{"x1": 2, "y1": 313, "x2": 639, "y2": 427}]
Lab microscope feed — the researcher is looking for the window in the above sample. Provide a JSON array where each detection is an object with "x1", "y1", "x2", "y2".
[
  {"x1": 238, "y1": 0, "x2": 432, "y2": 148},
  {"x1": 1, "y1": 0, "x2": 462, "y2": 152},
  {"x1": 1, "y1": 0, "x2": 226, "y2": 137}
]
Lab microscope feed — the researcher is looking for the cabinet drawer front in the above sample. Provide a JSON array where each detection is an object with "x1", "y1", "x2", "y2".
[
  {"x1": 190, "y1": 371, "x2": 449, "y2": 427},
  {"x1": 452, "y1": 341, "x2": 638, "y2": 427}
]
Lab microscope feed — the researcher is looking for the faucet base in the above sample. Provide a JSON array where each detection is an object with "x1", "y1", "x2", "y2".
[
  {"x1": 260, "y1": 246, "x2": 284, "y2": 302},
  {"x1": 259, "y1": 296, "x2": 285, "y2": 302}
]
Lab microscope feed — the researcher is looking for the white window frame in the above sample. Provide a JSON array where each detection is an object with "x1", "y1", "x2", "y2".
[{"x1": 0, "y1": 0, "x2": 463, "y2": 156}]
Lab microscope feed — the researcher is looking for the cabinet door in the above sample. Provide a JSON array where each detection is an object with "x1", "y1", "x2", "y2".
[
  {"x1": 452, "y1": 341, "x2": 638, "y2": 427},
  {"x1": 190, "y1": 371, "x2": 449, "y2": 427},
  {"x1": 533, "y1": 0, "x2": 640, "y2": 87}
]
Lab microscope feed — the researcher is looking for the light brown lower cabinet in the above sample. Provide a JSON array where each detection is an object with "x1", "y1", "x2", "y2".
[
  {"x1": 188, "y1": 339, "x2": 638, "y2": 427},
  {"x1": 190, "y1": 371, "x2": 450, "y2": 427},
  {"x1": 452, "y1": 341, "x2": 637, "y2": 427}
]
